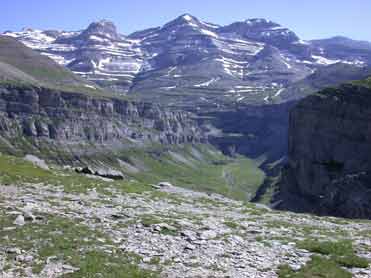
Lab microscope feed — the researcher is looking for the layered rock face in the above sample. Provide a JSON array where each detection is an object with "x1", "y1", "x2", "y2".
[
  {"x1": 0, "y1": 84, "x2": 204, "y2": 155},
  {"x1": 277, "y1": 84, "x2": 371, "y2": 218}
]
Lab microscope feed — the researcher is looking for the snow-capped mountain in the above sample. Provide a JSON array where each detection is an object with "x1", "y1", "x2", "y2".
[
  {"x1": 4, "y1": 14, "x2": 370, "y2": 107},
  {"x1": 219, "y1": 18, "x2": 300, "y2": 48},
  {"x1": 4, "y1": 20, "x2": 143, "y2": 93}
]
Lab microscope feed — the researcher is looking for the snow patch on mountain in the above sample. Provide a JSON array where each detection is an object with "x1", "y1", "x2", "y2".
[
  {"x1": 280, "y1": 55, "x2": 292, "y2": 69},
  {"x1": 311, "y1": 55, "x2": 340, "y2": 65},
  {"x1": 274, "y1": 88, "x2": 285, "y2": 97},
  {"x1": 194, "y1": 77, "x2": 220, "y2": 87},
  {"x1": 202, "y1": 21, "x2": 220, "y2": 29},
  {"x1": 200, "y1": 29, "x2": 218, "y2": 38},
  {"x1": 84, "y1": 84, "x2": 97, "y2": 90}
]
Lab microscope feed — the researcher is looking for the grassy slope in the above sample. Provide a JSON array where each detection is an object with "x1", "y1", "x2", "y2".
[
  {"x1": 108, "y1": 144, "x2": 265, "y2": 201},
  {"x1": 0, "y1": 153, "x2": 160, "y2": 276},
  {"x1": 0, "y1": 211, "x2": 158, "y2": 277},
  {"x1": 0, "y1": 143, "x2": 265, "y2": 201},
  {"x1": 0, "y1": 151, "x2": 369, "y2": 277},
  {"x1": 278, "y1": 239, "x2": 369, "y2": 277},
  {"x1": 353, "y1": 76, "x2": 371, "y2": 88},
  {"x1": 0, "y1": 152, "x2": 152, "y2": 195},
  {"x1": 0, "y1": 36, "x2": 123, "y2": 98},
  {"x1": 0, "y1": 36, "x2": 82, "y2": 85}
]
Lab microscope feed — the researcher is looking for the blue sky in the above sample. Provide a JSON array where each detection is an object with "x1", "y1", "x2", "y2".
[{"x1": 1, "y1": 0, "x2": 370, "y2": 41}]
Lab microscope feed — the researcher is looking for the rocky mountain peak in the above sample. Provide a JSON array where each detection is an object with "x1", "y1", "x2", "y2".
[
  {"x1": 230, "y1": 18, "x2": 293, "y2": 35},
  {"x1": 219, "y1": 18, "x2": 300, "y2": 48},
  {"x1": 179, "y1": 13, "x2": 198, "y2": 22},
  {"x1": 244, "y1": 18, "x2": 278, "y2": 28},
  {"x1": 21, "y1": 27, "x2": 36, "y2": 32},
  {"x1": 163, "y1": 13, "x2": 202, "y2": 29},
  {"x1": 82, "y1": 19, "x2": 120, "y2": 40},
  {"x1": 176, "y1": 13, "x2": 199, "y2": 23}
]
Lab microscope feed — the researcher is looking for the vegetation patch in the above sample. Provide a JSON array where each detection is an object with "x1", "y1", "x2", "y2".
[
  {"x1": 297, "y1": 239, "x2": 369, "y2": 269},
  {"x1": 0, "y1": 141, "x2": 266, "y2": 202},
  {"x1": 224, "y1": 220, "x2": 240, "y2": 229},
  {"x1": 297, "y1": 239, "x2": 353, "y2": 256},
  {"x1": 0, "y1": 213, "x2": 158, "y2": 277},
  {"x1": 116, "y1": 144, "x2": 265, "y2": 201},
  {"x1": 277, "y1": 255, "x2": 352, "y2": 278},
  {"x1": 140, "y1": 215, "x2": 163, "y2": 227},
  {"x1": 159, "y1": 226, "x2": 178, "y2": 236},
  {"x1": 0, "y1": 152, "x2": 153, "y2": 195},
  {"x1": 66, "y1": 250, "x2": 157, "y2": 278}
]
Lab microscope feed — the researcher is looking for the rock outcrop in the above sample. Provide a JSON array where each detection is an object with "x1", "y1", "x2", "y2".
[
  {"x1": 0, "y1": 83, "x2": 205, "y2": 157},
  {"x1": 277, "y1": 83, "x2": 371, "y2": 219}
]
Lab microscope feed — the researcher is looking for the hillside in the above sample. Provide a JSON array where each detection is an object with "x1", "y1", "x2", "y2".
[
  {"x1": 0, "y1": 154, "x2": 370, "y2": 277},
  {"x1": 0, "y1": 36, "x2": 107, "y2": 96},
  {"x1": 0, "y1": 36, "x2": 79, "y2": 83},
  {"x1": 276, "y1": 63, "x2": 371, "y2": 102}
]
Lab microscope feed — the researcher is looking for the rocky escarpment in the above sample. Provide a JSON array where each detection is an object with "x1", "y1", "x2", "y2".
[
  {"x1": 0, "y1": 84, "x2": 204, "y2": 157},
  {"x1": 277, "y1": 83, "x2": 371, "y2": 219}
]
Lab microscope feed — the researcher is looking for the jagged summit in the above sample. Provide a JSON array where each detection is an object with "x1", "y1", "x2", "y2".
[
  {"x1": 161, "y1": 14, "x2": 222, "y2": 32},
  {"x1": 82, "y1": 19, "x2": 120, "y2": 40},
  {"x1": 226, "y1": 18, "x2": 290, "y2": 33},
  {"x1": 180, "y1": 13, "x2": 197, "y2": 21},
  {"x1": 52, "y1": 19, "x2": 123, "y2": 46},
  {"x1": 219, "y1": 18, "x2": 300, "y2": 48},
  {"x1": 244, "y1": 18, "x2": 276, "y2": 26},
  {"x1": 95, "y1": 19, "x2": 115, "y2": 25},
  {"x1": 162, "y1": 13, "x2": 206, "y2": 30},
  {"x1": 87, "y1": 19, "x2": 117, "y2": 30},
  {"x1": 175, "y1": 13, "x2": 200, "y2": 23},
  {"x1": 21, "y1": 27, "x2": 36, "y2": 32}
]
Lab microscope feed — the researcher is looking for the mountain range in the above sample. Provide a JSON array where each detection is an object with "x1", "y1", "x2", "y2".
[
  {"x1": 1, "y1": 10, "x2": 371, "y2": 278},
  {"x1": 1, "y1": 14, "x2": 371, "y2": 213},
  {"x1": 4, "y1": 14, "x2": 371, "y2": 108}
]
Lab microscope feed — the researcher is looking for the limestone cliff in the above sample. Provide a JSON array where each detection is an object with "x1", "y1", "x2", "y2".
[
  {"x1": 277, "y1": 83, "x2": 371, "y2": 219},
  {"x1": 0, "y1": 83, "x2": 204, "y2": 158}
]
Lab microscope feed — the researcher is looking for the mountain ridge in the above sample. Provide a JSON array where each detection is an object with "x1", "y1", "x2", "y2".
[{"x1": 4, "y1": 14, "x2": 370, "y2": 108}]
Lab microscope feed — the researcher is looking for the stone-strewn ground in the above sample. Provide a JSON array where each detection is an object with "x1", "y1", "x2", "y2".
[{"x1": 0, "y1": 181, "x2": 371, "y2": 277}]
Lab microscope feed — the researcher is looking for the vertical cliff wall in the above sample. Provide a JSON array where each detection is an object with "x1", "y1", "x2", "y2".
[
  {"x1": 277, "y1": 84, "x2": 371, "y2": 219},
  {"x1": 0, "y1": 84, "x2": 205, "y2": 158}
]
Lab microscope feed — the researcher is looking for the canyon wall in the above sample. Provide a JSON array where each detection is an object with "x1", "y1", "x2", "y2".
[
  {"x1": 277, "y1": 84, "x2": 371, "y2": 218},
  {"x1": 0, "y1": 84, "x2": 205, "y2": 158}
]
